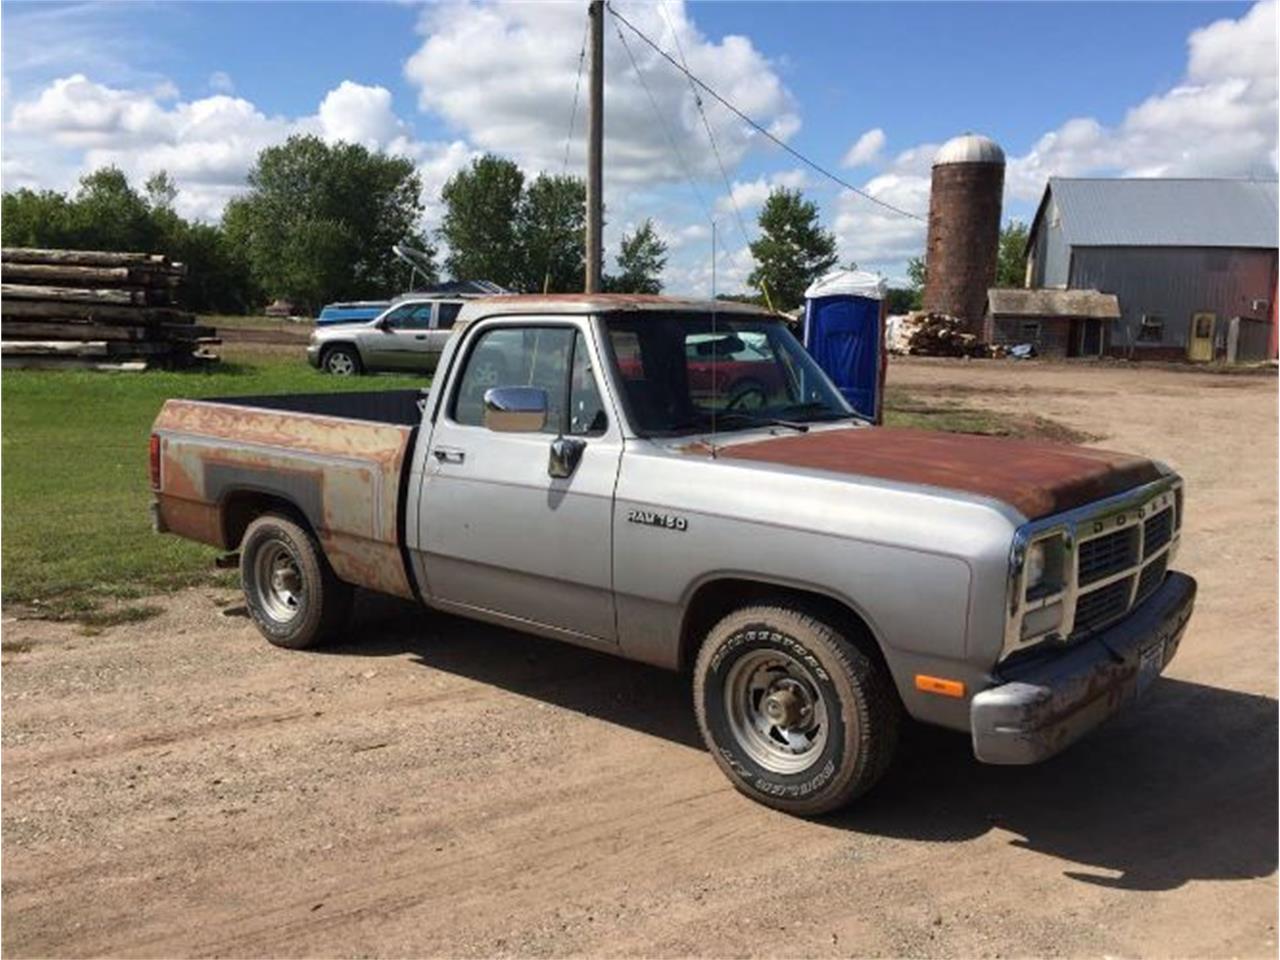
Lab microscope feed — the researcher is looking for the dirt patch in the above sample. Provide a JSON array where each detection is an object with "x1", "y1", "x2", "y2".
[{"x1": 2, "y1": 359, "x2": 1276, "y2": 958}]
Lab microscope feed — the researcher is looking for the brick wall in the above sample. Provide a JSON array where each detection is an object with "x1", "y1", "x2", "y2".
[{"x1": 923, "y1": 162, "x2": 1004, "y2": 336}]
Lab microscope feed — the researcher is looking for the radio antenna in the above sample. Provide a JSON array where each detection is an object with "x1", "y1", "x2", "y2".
[{"x1": 710, "y1": 219, "x2": 718, "y2": 457}]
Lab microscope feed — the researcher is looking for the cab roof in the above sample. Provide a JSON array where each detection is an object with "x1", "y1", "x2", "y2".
[{"x1": 453, "y1": 293, "x2": 782, "y2": 334}]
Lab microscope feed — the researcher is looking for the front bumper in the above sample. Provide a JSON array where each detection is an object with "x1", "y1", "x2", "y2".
[
  {"x1": 971, "y1": 571, "x2": 1196, "y2": 764},
  {"x1": 306, "y1": 344, "x2": 321, "y2": 368}
]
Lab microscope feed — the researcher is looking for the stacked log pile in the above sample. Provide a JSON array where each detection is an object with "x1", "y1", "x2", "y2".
[
  {"x1": 905, "y1": 312, "x2": 988, "y2": 358},
  {"x1": 1, "y1": 248, "x2": 219, "y2": 370}
]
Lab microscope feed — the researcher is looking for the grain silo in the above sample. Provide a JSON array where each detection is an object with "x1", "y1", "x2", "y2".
[{"x1": 923, "y1": 133, "x2": 1005, "y2": 334}]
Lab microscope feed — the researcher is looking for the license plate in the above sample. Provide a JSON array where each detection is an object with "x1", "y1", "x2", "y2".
[{"x1": 1137, "y1": 641, "x2": 1165, "y2": 695}]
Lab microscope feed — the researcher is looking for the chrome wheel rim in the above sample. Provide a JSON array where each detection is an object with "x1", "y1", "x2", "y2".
[
  {"x1": 724, "y1": 648, "x2": 828, "y2": 774},
  {"x1": 326, "y1": 351, "x2": 355, "y2": 375},
  {"x1": 254, "y1": 542, "x2": 304, "y2": 623}
]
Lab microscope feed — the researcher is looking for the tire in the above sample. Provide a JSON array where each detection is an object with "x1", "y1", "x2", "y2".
[
  {"x1": 239, "y1": 513, "x2": 353, "y2": 649},
  {"x1": 693, "y1": 603, "x2": 900, "y2": 815},
  {"x1": 725, "y1": 378, "x2": 768, "y2": 411},
  {"x1": 322, "y1": 345, "x2": 362, "y2": 376}
]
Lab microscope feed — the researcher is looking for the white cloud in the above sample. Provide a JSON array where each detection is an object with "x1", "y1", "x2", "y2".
[
  {"x1": 403, "y1": 0, "x2": 798, "y2": 187},
  {"x1": 831, "y1": 0, "x2": 1278, "y2": 282},
  {"x1": 6, "y1": 74, "x2": 473, "y2": 225},
  {"x1": 207, "y1": 71, "x2": 234, "y2": 94},
  {"x1": 1006, "y1": 0, "x2": 1277, "y2": 198},
  {"x1": 841, "y1": 128, "x2": 884, "y2": 168},
  {"x1": 715, "y1": 168, "x2": 807, "y2": 216}
]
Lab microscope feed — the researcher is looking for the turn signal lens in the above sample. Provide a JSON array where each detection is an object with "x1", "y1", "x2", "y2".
[{"x1": 915, "y1": 675, "x2": 966, "y2": 698}]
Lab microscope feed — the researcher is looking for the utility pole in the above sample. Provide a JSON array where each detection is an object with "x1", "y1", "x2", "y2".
[{"x1": 585, "y1": 0, "x2": 604, "y2": 293}]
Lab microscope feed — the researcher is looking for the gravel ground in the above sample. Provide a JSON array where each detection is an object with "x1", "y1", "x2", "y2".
[{"x1": 2, "y1": 357, "x2": 1276, "y2": 958}]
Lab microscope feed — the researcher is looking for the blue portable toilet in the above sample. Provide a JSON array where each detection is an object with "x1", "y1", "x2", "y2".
[{"x1": 802, "y1": 269, "x2": 887, "y2": 423}]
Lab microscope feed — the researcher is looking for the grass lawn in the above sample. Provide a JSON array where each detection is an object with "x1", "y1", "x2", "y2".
[
  {"x1": 2, "y1": 349, "x2": 1078, "y2": 620},
  {"x1": 2, "y1": 355, "x2": 425, "y2": 616}
]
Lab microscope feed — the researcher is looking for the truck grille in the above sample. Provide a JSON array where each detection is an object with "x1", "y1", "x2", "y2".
[
  {"x1": 1136, "y1": 553, "x2": 1168, "y2": 603},
  {"x1": 1006, "y1": 480, "x2": 1183, "y2": 658},
  {"x1": 1143, "y1": 507, "x2": 1174, "y2": 556},
  {"x1": 1073, "y1": 577, "x2": 1133, "y2": 635},
  {"x1": 1078, "y1": 526, "x2": 1139, "y2": 585}
]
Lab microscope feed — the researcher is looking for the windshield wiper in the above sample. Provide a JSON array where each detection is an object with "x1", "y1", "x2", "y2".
[
  {"x1": 711, "y1": 412, "x2": 810, "y2": 433},
  {"x1": 781, "y1": 402, "x2": 869, "y2": 424}
]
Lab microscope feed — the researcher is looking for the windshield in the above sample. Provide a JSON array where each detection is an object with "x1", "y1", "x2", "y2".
[{"x1": 603, "y1": 312, "x2": 857, "y2": 436}]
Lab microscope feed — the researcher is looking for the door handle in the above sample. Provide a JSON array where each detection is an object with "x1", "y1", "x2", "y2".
[
  {"x1": 415, "y1": 334, "x2": 427, "y2": 340},
  {"x1": 433, "y1": 448, "x2": 465, "y2": 464}
]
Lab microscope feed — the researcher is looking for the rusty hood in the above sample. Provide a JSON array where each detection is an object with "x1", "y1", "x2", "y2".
[{"x1": 716, "y1": 427, "x2": 1163, "y2": 520}]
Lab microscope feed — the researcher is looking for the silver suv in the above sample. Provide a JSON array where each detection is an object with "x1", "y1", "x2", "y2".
[{"x1": 307, "y1": 298, "x2": 466, "y2": 375}]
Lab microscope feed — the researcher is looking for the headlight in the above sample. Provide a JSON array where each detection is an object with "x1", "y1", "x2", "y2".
[
  {"x1": 1024, "y1": 534, "x2": 1066, "y2": 601},
  {"x1": 1025, "y1": 542, "x2": 1047, "y2": 593}
]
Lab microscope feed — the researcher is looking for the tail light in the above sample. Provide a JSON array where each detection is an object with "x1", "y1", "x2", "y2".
[{"x1": 149, "y1": 433, "x2": 162, "y2": 489}]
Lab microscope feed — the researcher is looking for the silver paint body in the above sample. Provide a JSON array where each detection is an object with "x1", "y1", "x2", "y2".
[
  {"x1": 306, "y1": 298, "x2": 464, "y2": 373},
  {"x1": 186, "y1": 297, "x2": 1181, "y2": 735}
]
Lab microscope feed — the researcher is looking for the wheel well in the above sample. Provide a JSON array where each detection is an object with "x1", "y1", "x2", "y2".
[
  {"x1": 320, "y1": 341, "x2": 359, "y2": 361},
  {"x1": 678, "y1": 577, "x2": 890, "y2": 675},
  {"x1": 221, "y1": 491, "x2": 314, "y2": 550}
]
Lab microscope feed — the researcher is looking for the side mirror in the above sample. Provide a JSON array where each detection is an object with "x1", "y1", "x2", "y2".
[{"x1": 483, "y1": 386, "x2": 547, "y2": 433}]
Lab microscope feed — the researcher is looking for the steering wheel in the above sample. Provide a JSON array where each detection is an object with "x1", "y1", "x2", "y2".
[{"x1": 725, "y1": 380, "x2": 768, "y2": 412}]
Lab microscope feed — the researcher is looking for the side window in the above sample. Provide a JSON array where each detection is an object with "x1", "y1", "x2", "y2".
[
  {"x1": 382, "y1": 305, "x2": 414, "y2": 328},
  {"x1": 569, "y1": 331, "x2": 607, "y2": 436},
  {"x1": 404, "y1": 304, "x2": 434, "y2": 330},
  {"x1": 1138, "y1": 315, "x2": 1164, "y2": 342},
  {"x1": 452, "y1": 326, "x2": 574, "y2": 432},
  {"x1": 436, "y1": 302, "x2": 463, "y2": 330}
]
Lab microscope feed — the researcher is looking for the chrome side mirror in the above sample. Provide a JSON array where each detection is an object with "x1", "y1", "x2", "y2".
[{"x1": 483, "y1": 386, "x2": 547, "y2": 433}]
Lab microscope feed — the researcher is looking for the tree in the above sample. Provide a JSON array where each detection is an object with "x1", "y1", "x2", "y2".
[
  {"x1": 995, "y1": 219, "x2": 1029, "y2": 288},
  {"x1": 605, "y1": 219, "x2": 667, "y2": 294},
  {"x1": 747, "y1": 188, "x2": 837, "y2": 311},
  {"x1": 145, "y1": 171, "x2": 178, "y2": 212},
  {"x1": 884, "y1": 287, "x2": 915, "y2": 314},
  {"x1": 438, "y1": 154, "x2": 525, "y2": 288},
  {"x1": 515, "y1": 173, "x2": 585, "y2": 293},
  {"x1": 905, "y1": 255, "x2": 927, "y2": 310},
  {"x1": 226, "y1": 134, "x2": 426, "y2": 310}
]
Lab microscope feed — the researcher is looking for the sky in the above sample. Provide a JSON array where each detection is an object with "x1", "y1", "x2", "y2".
[{"x1": 2, "y1": 0, "x2": 1276, "y2": 294}]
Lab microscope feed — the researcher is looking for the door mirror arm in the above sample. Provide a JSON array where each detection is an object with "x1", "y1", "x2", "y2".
[{"x1": 548, "y1": 436, "x2": 586, "y2": 479}]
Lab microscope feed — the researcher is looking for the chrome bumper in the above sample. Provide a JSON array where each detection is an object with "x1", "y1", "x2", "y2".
[{"x1": 972, "y1": 571, "x2": 1196, "y2": 764}]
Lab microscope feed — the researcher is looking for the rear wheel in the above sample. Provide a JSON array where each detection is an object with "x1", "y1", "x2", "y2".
[
  {"x1": 240, "y1": 513, "x2": 352, "y2": 649},
  {"x1": 693, "y1": 603, "x2": 900, "y2": 815},
  {"x1": 322, "y1": 345, "x2": 362, "y2": 376}
]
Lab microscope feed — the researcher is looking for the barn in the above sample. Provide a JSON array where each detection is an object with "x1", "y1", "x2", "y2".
[{"x1": 1024, "y1": 177, "x2": 1278, "y2": 361}]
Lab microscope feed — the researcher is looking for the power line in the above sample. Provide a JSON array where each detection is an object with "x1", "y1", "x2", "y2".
[
  {"x1": 612, "y1": 16, "x2": 713, "y2": 225},
  {"x1": 606, "y1": 2, "x2": 926, "y2": 224},
  {"x1": 658, "y1": 1, "x2": 752, "y2": 251},
  {"x1": 545, "y1": 16, "x2": 590, "y2": 294}
]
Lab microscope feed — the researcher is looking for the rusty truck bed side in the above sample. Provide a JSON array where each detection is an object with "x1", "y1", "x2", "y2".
[{"x1": 153, "y1": 398, "x2": 416, "y2": 599}]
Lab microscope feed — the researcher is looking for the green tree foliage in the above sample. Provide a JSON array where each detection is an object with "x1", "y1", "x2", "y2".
[
  {"x1": 605, "y1": 219, "x2": 667, "y2": 294},
  {"x1": 995, "y1": 219, "x2": 1030, "y2": 288},
  {"x1": 226, "y1": 135, "x2": 428, "y2": 310},
  {"x1": 438, "y1": 154, "x2": 525, "y2": 288},
  {"x1": 1, "y1": 167, "x2": 256, "y2": 313},
  {"x1": 884, "y1": 288, "x2": 916, "y2": 314},
  {"x1": 905, "y1": 255, "x2": 927, "y2": 310},
  {"x1": 515, "y1": 173, "x2": 585, "y2": 293},
  {"x1": 747, "y1": 188, "x2": 838, "y2": 311}
]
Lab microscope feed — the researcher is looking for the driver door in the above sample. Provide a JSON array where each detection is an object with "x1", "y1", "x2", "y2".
[{"x1": 417, "y1": 319, "x2": 621, "y2": 642}]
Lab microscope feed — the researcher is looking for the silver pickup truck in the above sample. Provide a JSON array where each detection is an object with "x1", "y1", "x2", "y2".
[{"x1": 150, "y1": 295, "x2": 1196, "y2": 815}]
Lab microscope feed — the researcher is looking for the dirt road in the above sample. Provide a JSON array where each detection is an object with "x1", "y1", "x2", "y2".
[{"x1": 3, "y1": 359, "x2": 1276, "y2": 958}]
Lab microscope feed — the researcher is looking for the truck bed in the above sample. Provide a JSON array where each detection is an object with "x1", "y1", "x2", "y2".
[{"x1": 152, "y1": 391, "x2": 421, "y2": 599}]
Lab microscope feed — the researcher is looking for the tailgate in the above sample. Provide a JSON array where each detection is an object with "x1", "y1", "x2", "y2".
[{"x1": 153, "y1": 398, "x2": 415, "y2": 599}]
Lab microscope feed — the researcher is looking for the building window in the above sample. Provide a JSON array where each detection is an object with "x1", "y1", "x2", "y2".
[
  {"x1": 1020, "y1": 321, "x2": 1042, "y2": 340},
  {"x1": 1138, "y1": 315, "x2": 1164, "y2": 343}
]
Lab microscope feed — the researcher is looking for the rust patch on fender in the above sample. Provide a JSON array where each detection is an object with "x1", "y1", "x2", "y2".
[{"x1": 718, "y1": 427, "x2": 1162, "y2": 520}]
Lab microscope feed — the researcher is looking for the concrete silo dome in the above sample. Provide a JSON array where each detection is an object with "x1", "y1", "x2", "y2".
[{"x1": 933, "y1": 133, "x2": 1005, "y2": 166}]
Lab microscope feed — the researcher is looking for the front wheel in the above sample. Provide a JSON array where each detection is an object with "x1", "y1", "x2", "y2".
[
  {"x1": 322, "y1": 345, "x2": 362, "y2": 376},
  {"x1": 693, "y1": 603, "x2": 900, "y2": 815},
  {"x1": 240, "y1": 513, "x2": 352, "y2": 649}
]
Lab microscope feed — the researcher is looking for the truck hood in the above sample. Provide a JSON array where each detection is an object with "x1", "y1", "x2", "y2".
[{"x1": 716, "y1": 427, "x2": 1163, "y2": 521}]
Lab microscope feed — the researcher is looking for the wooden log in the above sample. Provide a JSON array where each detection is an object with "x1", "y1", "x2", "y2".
[
  {"x1": 1, "y1": 321, "x2": 151, "y2": 341},
  {"x1": 2, "y1": 340, "x2": 110, "y2": 357},
  {"x1": 159, "y1": 324, "x2": 217, "y2": 340},
  {"x1": 1, "y1": 356, "x2": 148, "y2": 372},
  {"x1": 1, "y1": 248, "x2": 166, "y2": 267},
  {"x1": 1, "y1": 283, "x2": 143, "y2": 306},
  {"x1": 0, "y1": 299, "x2": 189, "y2": 322},
  {"x1": 1, "y1": 262, "x2": 184, "y2": 287}
]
